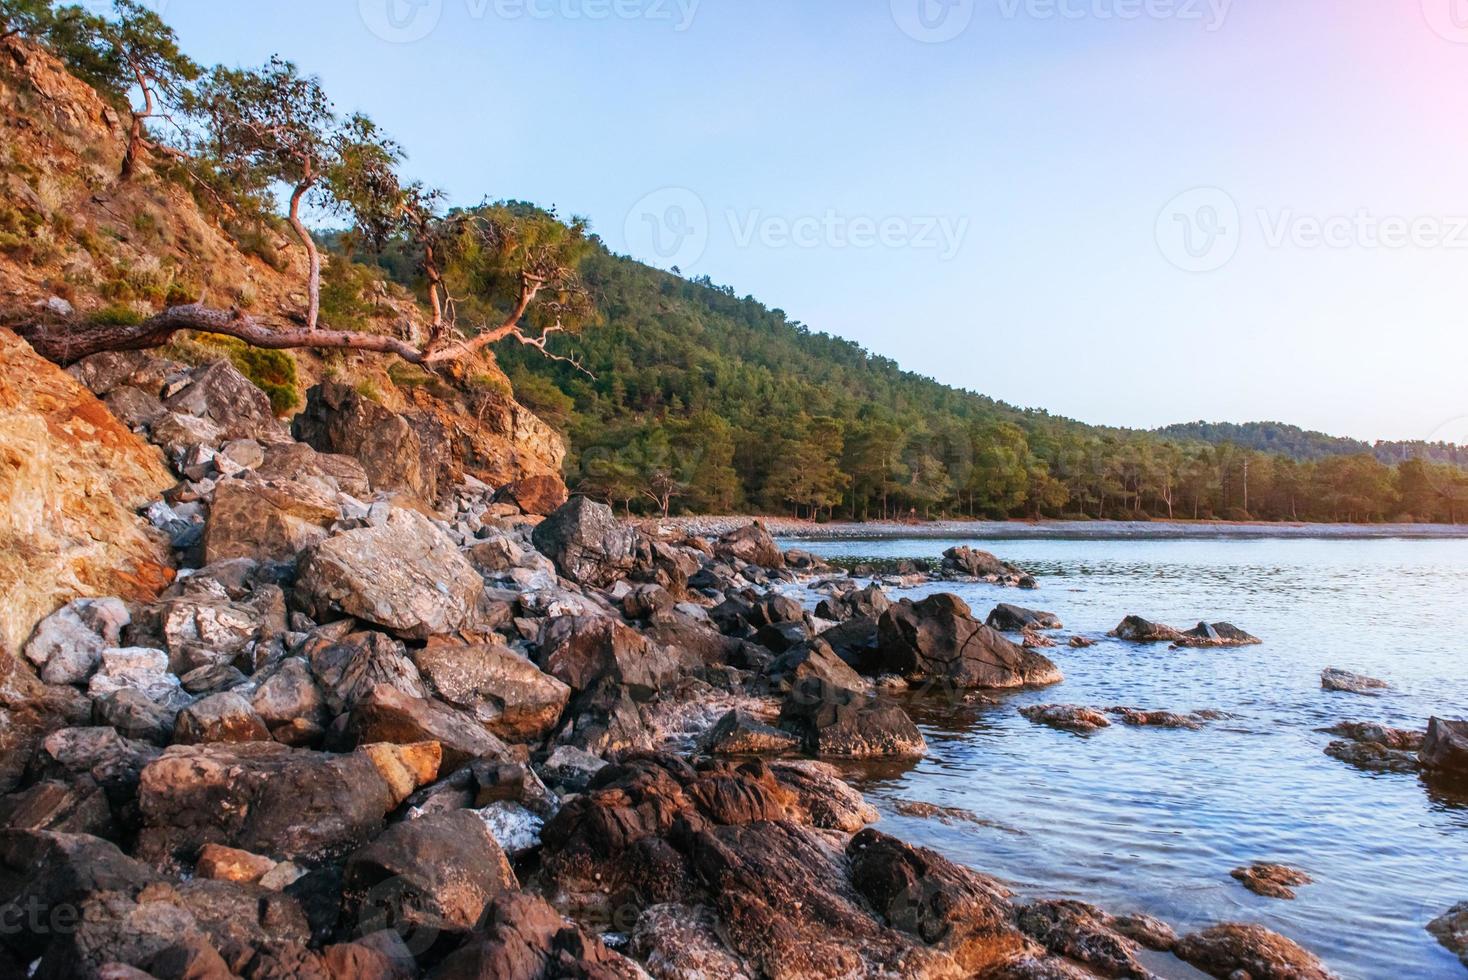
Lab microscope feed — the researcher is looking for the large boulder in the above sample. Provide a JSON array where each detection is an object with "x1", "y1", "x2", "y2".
[
  {"x1": 715, "y1": 521, "x2": 784, "y2": 569},
  {"x1": 163, "y1": 360, "x2": 290, "y2": 445},
  {"x1": 293, "y1": 382, "x2": 434, "y2": 502},
  {"x1": 202, "y1": 476, "x2": 340, "y2": 565},
  {"x1": 537, "y1": 615, "x2": 681, "y2": 699},
  {"x1": 349, "y1": 684, "x2": 511, "y2": 771},
  {"x1": 23, "y1": 597, "x2": 130, "y2": 686},
  {"x1": 493, "y1": 474, "x2": 569, "y2": 517},
  {"x1": 414, "y1": 640, "x2": 571, "y2": 743},
  {"x1": 0, "y1": 328, "x2": 174, "y2": 659},
  {"x1": 306, "y1": 628, "x2": 429, "y2": 716},
  {"x1": 296, "y1": 508, "x2": 484, "y2": 640},
  {"x1": 847, "y1": 828, "x2": 1027, "y2": 973},
  {"x1": 344, "y1": 809, "x2": 518, "y2": 942},
  {"x1": 876, "y1": 594, "x2": 1062, "y2": 689},
  {"x1": 779, "y1": 679, "x2": 927, "y2": 759},
  {"x1": 135, "y1": 741, "x2": 431, "y2": 870},
  {"x1": 531, "y1": 497, "x2": 644, "y2": 588},
  {"x1": 1421, "y1": 718, "x2": 1468, "y2": 776}
]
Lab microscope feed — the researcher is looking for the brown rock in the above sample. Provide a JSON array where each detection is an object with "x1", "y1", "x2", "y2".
[
  {"x1": 1014, "y1": 900, "x2": 1158, "y2": 977},
  {"x1": 0, "y1": 328, "x2": 174, "y2": 659},
  {"x1": 136, "y1": 742, "x2": 400, "y2": 869},
  {"x1": 306, "y1": 629, "x2": 428, "y2": 716},
  {"x1": 203, "y1": 477, "x2": 339, "y2": 564},
  {"x1": 1420, "y1": 717, "x2": 1468, "y2": 776},
  {"x1": 847, "y1": 828, "x2": 1027, "y2": 973},
  {"x1": 1231, "y1": 863, "x2": 1313, "y2": 900},
  {"x1": 361, "y1": 741, "x2": 443, "y2": 807},
  {"x1": 428, "y1": 891, "x2": 644, "y2": 979},
  {"x1": 1020, "y1": 704, "x2": 1111, "y2": 734},
  {"x1": 194, "y1": 843, "x2": 276, "y2": 884},
  {"x1": 173, "y1": 692, "x2": 272, "y2": 745},
  {"x1": 415, "y1": 640, "x2": 571, "y2": 743},
  {"x1": 1428, "y1": 902, "x2": 1468, "y2": 970},
  {"x1": 349, "y1": 684, "x2": 510, "y2": 771},
  {"x1": 538, "y1": 615, "x2": 680, "y2": 698},
  {"x1": 294, "y1": 382, "x2": 435, "y2": 501},
  {"x1": 1174, "y1": 923, "x2": 1336, "y2": 980},
  {"x1": 494, "y1": 474, "x2": 568, "y2": 517},
  {"x1": 704, "y1": 709, "x2": 800, "y2": 756},
  {"x1": 715, "y1": 521, "x2": 784, "y2": 569},
  {"x1": 344, "y1": 809, "x2": 518, "y2": 942},
  {"x1": 778, "y1": 679, "x2": 927, "y2": 759}
]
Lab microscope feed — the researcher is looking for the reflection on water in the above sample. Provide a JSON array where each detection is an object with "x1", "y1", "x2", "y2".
[{"x1": 786, "y1": 536, "x2": 1468, "y2": 980}]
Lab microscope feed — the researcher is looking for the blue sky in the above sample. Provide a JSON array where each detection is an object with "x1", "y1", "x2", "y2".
[{"x1": 154, "y1": 0, "x2": 1468, "y2": 444}]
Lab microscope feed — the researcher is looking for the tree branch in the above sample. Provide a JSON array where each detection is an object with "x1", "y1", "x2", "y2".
[{"x1": 15, "y1": 303, "x2": 430, "y2": 366}]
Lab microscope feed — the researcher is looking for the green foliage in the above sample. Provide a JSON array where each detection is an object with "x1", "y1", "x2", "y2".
[
  {"x1": 87, "y1": 303, "x2": 143, "y2": 326},
  {"x1": 318, "y1": 254, "x2": 377, "y2": 325},
  {"x1": 190, "y1": 333, "x2": 301, "y2": 415}
]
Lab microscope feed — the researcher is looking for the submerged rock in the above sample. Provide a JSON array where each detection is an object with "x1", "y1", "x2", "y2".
[
  {"x1": 1321, "y1": 668, "x2": 1389, "y2": 695},
  {"x1": 1174, "y1": 923, "x2": 1336, "y2": 979},
  {"x1": 1428, "y1": 902, "x2": 1468, "y2": 970},
  {"x1": 1111, "y1": 615, "x2": 1261, "y2": 648},
  {"x1": 1020, "y1": 704, "x2": 1111, "y2": 734},
  {"x1": 986, "y1": 603, "x2": 1063, "y2": 632},
  {"x1": 1231, "y1": 863, "x2": 1314, "y2": 900}
]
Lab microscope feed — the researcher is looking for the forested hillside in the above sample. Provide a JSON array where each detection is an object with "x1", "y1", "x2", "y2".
[{"x1": 480, "y1": 239, "x2": 1468, "y2": 524}]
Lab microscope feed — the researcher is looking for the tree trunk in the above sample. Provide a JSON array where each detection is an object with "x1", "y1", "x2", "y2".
[{"x1": 288, "y1": 180, "x2": 321, "y2": 331}]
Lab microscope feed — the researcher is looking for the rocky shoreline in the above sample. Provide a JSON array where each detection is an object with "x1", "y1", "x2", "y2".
[
  {"x1": 4, "y1": 336, "x2": 1456, "y2": 979},
  {"x1": 644, "y1": 515, "x2": 1468, "y2": 541}
]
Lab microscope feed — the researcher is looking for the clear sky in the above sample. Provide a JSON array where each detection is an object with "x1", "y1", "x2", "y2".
[{"x1": 150, "y1": 0, "x2": 1468, "y2": 444}]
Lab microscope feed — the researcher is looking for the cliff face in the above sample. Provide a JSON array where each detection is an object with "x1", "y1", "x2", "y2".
[
  {"x1": 0, "y1": 36, "x2": 568, "y2": 649},
  {"x1": 0, "y1": 328, "x2": 174, "y2": 657}
]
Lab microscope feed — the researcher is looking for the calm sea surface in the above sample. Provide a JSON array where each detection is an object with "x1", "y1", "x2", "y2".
[{"x1": 782, "y1": 536, "x2": 1468, "y2": 979}]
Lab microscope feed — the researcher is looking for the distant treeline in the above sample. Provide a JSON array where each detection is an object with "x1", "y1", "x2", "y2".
[
  {"x1": 1157, "y1": 421, "x2": 1468, "y2": 469},
  {"x1": 479, "y1": 245, "x2": 1468, "y2": 525}
]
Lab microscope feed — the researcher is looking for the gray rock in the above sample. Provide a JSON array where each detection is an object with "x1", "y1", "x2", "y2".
[
  {"x1": 203, "y1": 476, "x2": 339, "y2": 565},
  {"x1": 163, "y1": 359, "x2": 290, "y2": 445},
  {"x1": 1321, "y1": 667, "x2": 1389, "y2": 694},
  {"x1": 876, "y1": 594, "x2": 1062, "y2": 690},
  {"x1": 306, "y1": 629, "x2": 428, "y2": 716},
  {"x1": 531, "y1": 496, "x2": 645, "y2": 588},
  {"x1": 296, "y1": 509, "x2": 484, "y2": 640},
  {"x1": 24, "y1": 598, "x2": 130, "y2": 686}
]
